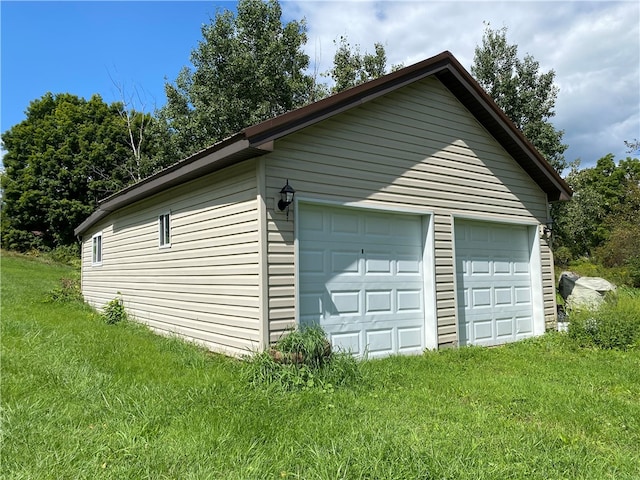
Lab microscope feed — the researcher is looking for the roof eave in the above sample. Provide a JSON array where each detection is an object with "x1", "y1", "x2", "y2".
[{"x1": 75, "y1": 137, "x2": 272, "y2": 237}]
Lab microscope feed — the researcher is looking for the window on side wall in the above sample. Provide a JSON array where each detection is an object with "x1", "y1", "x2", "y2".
[
  {"x1": 92, "y1": 232, "x2": 102, "y2": 266},
  {"x1": 159, "y1": 213, "x2": 171, "y2": 248}
]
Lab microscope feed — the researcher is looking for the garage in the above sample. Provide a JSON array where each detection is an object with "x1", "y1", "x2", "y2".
[
  {"x1": 455, "y1": 220, "x2": 535, "y2": 346},
  {"x1": 298, "y1": 204, "x2": 429, "y2": 357}
]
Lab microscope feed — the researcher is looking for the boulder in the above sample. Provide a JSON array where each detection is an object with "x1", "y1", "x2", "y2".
[{"x1": 558, "y1": 271, "x2": 616, "y2": 310}]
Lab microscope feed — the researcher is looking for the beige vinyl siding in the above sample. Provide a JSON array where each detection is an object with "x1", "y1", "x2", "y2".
[
  {"x1": 434, "y1": 214, "x2": 457, "y2": 346},
  {"x1": 540, "y1": 236, "x2": 557, "y2": 328},
  {"x1": 264, "y1": 77, "x2": 551, "y2": 345},
  {"x1": 266, "y1": 208, "x2": 296, "y2": 343},
  {"x1": 81, "y1": 160, "x2": 261, "y2": 356}
]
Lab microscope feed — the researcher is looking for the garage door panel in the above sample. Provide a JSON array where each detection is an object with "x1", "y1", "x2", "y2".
[
  {"x1": 365, "y1": 256, "x2": 392, "y2": 274},
  {"x1": 494, "y1": 258, "x2": 511, "y2": 274},
  {"x1": 366, "y1": 329, "x2": 394, "y2": 354},
  {"x1": 331, "y1": 251, "x2": 360, "y2": 274},
  {"x1": 330, "y1": 290, "x2": 361, "y2": 315},
  {"x1": 395, "y1": 218, "x2": 423, "y2": 242},
  {"x1": 496, "y1": 317, "x2": 515, "y2": 338},
  {"x1": 456, "y1": 220, "x2": 534, "y2": 346},
  {"x1": 471, "y1": 259, "x2": 491, "y2": 275},
  {"x1": 398, "y1": 327, "x2": 423, "y2": 352},
  {"x1": 299, "y1": 209, "x2": 324, "y2": 232},
  {"x1": 460, "y1": 287, "x2": 469, "y2": 308},
  {"x1": 471, "y1": 225, "x2": 490, "y2": 242},
  {"x1": 514, "y1": 261, "x2": 530, "y2": 274},
  {"x1": 515, "y1": 287, "x2": 532, "y2": 305},
  {"x1": 366, "y1": 290, "x2": 393, "y2": 313},
  {"x1": 331, "y1": 331, "x2": 361, "y2": 355},
  {"x1": 331, "y1": 213, "x2": 360, "y2": 235},
  {"x1": 300, "y1": 249, "x2": 324, "y2": 273},
  {"x1": 471, "y1": 288, "x2": 492, "y2": 308},
  {"x1": 516, "y1": 316, "x2": 533, "y2": 337},
  {"x1": 473, "y1": 317, "x2": 494, "y2": 342},
  {"x1": 494, "y1": 287, "x2": 513, "y2": 306},
  {"x1": 300, "y1": 292, "x2": 323, "y2": 318},
  {"x1": 397, "y1": 289, "x2": 422, "y2": 312},
  {"x1": 364, "y1": 216, "x2": 392, "y2": 236},
  {"x1": 397, "y1": 252, "x2": 422, "y2": 273}
]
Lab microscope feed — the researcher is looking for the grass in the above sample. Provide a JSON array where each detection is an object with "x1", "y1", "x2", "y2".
[
  {"x1": 567, "y1": 287, "x2": 640, "y2": 350},
  {"x1": 243, "y1": 325, "x2": 363, "y2": 391},
  {"x1": 2, "y1": 251, "x2": 640, "y2": 479}
]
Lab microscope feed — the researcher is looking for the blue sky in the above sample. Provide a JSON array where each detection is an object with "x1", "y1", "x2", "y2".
[
  {"x1": 2, "y1": 1, "x2": 639, "y2": 169},
  {"x1": 1, "y1": 1, "x2": 234, "y2": 129}
]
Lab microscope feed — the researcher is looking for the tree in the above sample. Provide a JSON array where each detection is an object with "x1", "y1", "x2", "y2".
[
  {"x1": 109, "y1": 78, "x2": 170, "y2": 183},
  {"x1": 157, "y1": 0, "x2": 313, "y2": 160},
  {"x1": 553, "y1": 153, "x2": 640, "y2": 262},
  {"x1": 0, "y1": 93, "x2": 144, "y2": 251},
  {"x1": 328, "y1": 36, "x2": 394, "y2": 94},
  {"x1": 624, "y1": 138, "x2": 639, "y2": 156},
  {"x1": 471, "y1": 26, "x2": 567, "y2": 172}
]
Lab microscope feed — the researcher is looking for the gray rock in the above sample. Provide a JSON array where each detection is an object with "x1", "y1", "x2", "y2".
[{"x1": 558, "y1": 271, "x2": 616, "y2": 310}]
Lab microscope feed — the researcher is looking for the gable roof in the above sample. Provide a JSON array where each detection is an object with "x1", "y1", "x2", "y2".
[{"x1": 75, "y1": 51, "x2": 571, "y2": 237}]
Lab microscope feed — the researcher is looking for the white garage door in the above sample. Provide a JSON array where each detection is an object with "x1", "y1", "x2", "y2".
[
  {"x1": 455, "y1": 220, "x2": 534, "y2": 346},
  {"x1": 299, "y1": 204, "x2": 426, "y2": 357}
]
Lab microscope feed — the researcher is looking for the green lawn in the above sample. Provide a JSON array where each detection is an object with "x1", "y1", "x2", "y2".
[{"x1": 2, "y1": 252, "x2": 639, "y2": 479}]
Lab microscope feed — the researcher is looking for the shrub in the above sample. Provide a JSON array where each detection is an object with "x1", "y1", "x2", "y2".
[
  {"x1": 561, "y1": 258, "x2": 632, "y2": 288},
  {"x1": 48, "y1": 244, "x2": 81, "y2": 267},
  {"x1": 626, "y1": 255, "x2": 640, "y2": 288},
  {"x1": 102, "y1": 295, "x2": 127, "y2": 325},
  {"x1": 45, "y1": 277, "x2": 82, "y2": 303},
  {"x1": 567, "y1": 288, "x2": 640, "y2": 350},
  {"x1": 595, "y1": 222, "x2": 640, "y2": 269},
  {"x1": 553, "y1": 246, "x2": 572, "y2": 267},
  {"x1": 243, "y1": 325, "x2": 362, "y2": 391}
]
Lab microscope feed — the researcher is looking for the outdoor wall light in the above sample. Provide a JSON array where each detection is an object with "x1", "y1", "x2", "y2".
[
  {"x1": 543, "y1": 219, "x2": 553, "y2": 239},
  {"x1": 278, "y1": 180, "x2": 296, "y2": 219}
]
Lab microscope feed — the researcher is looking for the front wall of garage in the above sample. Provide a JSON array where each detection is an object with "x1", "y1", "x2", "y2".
[{"x1": 263, "y1": 76, "x2": 554, "y2": 347}]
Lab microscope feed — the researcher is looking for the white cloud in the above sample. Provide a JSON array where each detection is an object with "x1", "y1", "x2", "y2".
[{"x1": 284, "y1": 0, "x2": 640, "y2": 167}]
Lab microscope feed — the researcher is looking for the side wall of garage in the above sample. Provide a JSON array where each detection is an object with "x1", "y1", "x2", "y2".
[
  {"x1": 263, "y1": 76, "x2": 553, "y2": 347},
  {"x1": 80, "y1": 160, "x2": 263, "y2": 356}
]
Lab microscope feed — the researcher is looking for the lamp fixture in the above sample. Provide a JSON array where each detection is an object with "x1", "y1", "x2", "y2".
[
  {"x1": 543, "y1": 219, "x2": 553, "y2": 239},
  {"x1": 277, "y1": 180, "x2": 295, "y2": 219}
]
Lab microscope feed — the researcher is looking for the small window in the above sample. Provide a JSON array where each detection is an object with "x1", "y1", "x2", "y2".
[
  {"x1": 159, "y1": 213, "x2": 171, "y2": 248},
  {"x1": 92, "y1": 232, "x2": 102, "y2": 265}
]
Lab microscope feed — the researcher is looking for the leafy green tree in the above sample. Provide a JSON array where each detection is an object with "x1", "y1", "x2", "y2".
[
  {"x1": 0, "y1": 93, "x2": 154, "y2": 251},
  {"x1": 328, "y1": 36, "x2": 395, "y2": 94},
  {"x1": 471, "y1": 26, "x2": 567, "y2": 172},
  {"x1": 157, "y1": 0, "x2": 313, "y2": 160},
  {"x1": 553, "y1": 153, "x2": 640, "y2": 262}
]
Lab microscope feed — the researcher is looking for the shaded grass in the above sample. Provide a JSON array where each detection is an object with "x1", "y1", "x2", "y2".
[{"x1": 2, "y1": 251, "x2": 640, "y2": 479}]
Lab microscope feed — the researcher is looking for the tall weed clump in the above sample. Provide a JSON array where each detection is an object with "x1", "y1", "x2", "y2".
[
  {"x1": 44, "y1": 276, "x2": 82, "y2": 303},
  {"x1": 243, "y1": 325, "x2": 363, "y2": 391},
  {"x1": 102, "y1": 295, "x2": 128, "y2": 325},
  {"x1": 567, "y1": 287, "x2": 640, "y2": 350}
]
